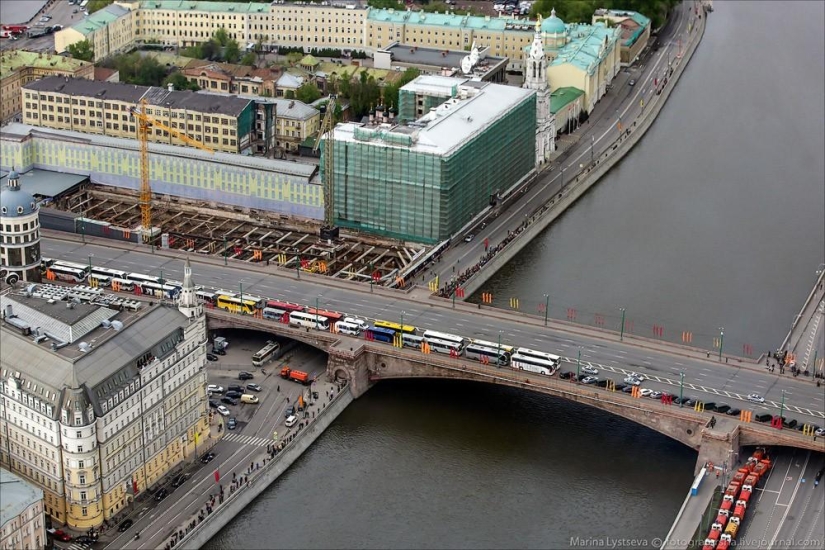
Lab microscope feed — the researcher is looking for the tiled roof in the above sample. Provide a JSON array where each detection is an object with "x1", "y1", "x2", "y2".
[
  {"x1": 0, "y1": 49, "x2": 92, "y2": 80},
  {"x1": 69, "y1": 3, "x2": 131, "y2": 37}
]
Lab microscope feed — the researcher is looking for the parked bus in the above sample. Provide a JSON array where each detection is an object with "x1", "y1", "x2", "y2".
[
  {"x1": 79, "y1": 0, "x2": 88, "y2": 8},
  {"x1": 252, "y1": 340, "x2": 281, "y2": 367},
  {"x1": 216, "y1": 295, "x2": 260, "y2": 315},
  {"x1": 138, "y1": 282, "x2": 180, "y2": 300},
  {"x1": 401, "y1": 333, "x2": 425, "y2": 349},
  {"x1": 423, "y1": 330, "x2": 465, "y2": 350},
  {"x1": 471, "y1": 339, "x2": 514, "y2": 354},
  {"x1": 53, "y1": 260, "x2": 91, "y2": 276},
  {"x1": 214, "y1": 290, "x2": 238, "y2": 299},
  {"x1": 425, "y1": 338, "x2": 463, "y2": 355},
  {"x1": 265, "y1": 300, "x2": 304, "y2": 313},
  {"x1": 127, "y1": 272, "x2": 162, "y2": 286},
  {"x1": 47, "y1": 265, "x2": 87, "y2": 283},
  {"x1": 195, "y1": 290, "x2": 218, "y2": 305},
  {"x1": 262, "y1": 307, "x2": 286, "y2": 321},
  {"x1": 465, "y1": 343, "x2": 511, "y2": 366},
  {"x1": 91, "y1": 266, "x2": 128, "y2": 280},
  {"x1": 289, "y1": 311, "x2": 329, "y2": 331},
  {"x1": 111, "y1": 277, "x2": 135, "y2": 291},
  {"x1": 88, "y1": 274, "x2": 112, "y2": 287},
  {"x1": 511, "y1": 353, "x2": 557, "y2": 376},
  {"x1": 514, "y1": 347, "x2": 560, "y2": 369},
  {"x1": 366, "y1": 327, "x2": 396, "y2": 343},
  {"x1": 305, "y1": 308, "x2": 344, "y2": 324},
  {"x1": 237, "y1": 294, "x2": 265, "y2": 309},
  {"x1": 373, "y1": 320, "x2": 417, "y2": 334},
  {"x1": 334, "y1": 320, "x2": 362, "y2": 336}
]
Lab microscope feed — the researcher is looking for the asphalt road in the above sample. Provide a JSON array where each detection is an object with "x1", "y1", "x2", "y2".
[
  {"x1": 1, "y1": 0, "x2": 79, "y2": 55},
  {"x1": 41, "y1": 238, "x2": 825, "y2": 428},
  {"x1": 432, "y1": 0, "x2": 698, "y2": 288}
]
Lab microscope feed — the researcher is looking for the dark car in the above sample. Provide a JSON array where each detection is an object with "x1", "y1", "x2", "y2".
[
  {"x1": 783, "y1": 418, "x2": 798, "y2": 429},
  {"x1": 755, "y1": 413, "x2": 773, "y2": 423},
  {"x1": 682, "y1": 398, "x2": 696, "y2": 407},
  {"x1": 171, "y1": 473, "x2": 188, "y2": 488},
  {"x1": 221, "y1": 396, "x2": 238, "y2": 406},
  {"x1": 225, "y1": 391, "x2": 242, "y2": 399},
  {"x1": 621, "y1": 385, "x2": 634, "y2": 393},
  {"x1": 117, "y1": 519, "x2": 134, "y2": 532},
  {"x1": 615, "y1": 383, "x2": 628, "y2": 392},
  {"x1": 201, "y1": 452, "x2": 216, "y2": 464},
  {"x1": 73, "y1": 535, "x2": 97, "y2": 544},
  {"x1": 285, "y1": 405, "x2": 295, "y2": 417},
  {"x1": 212, "y1": 348, "x2": 226, "y2": 355},
  {"x1": 246, "y1": 383, "x2": 262, "y2": 392},
  {"x1": 209, "y1": 399, "x2": 219, "y2": 409},
  {"x1": 227, "y1": 417, "x2": 237, "y2": 430},
  {"x1": 715, "y1": 404, "x2": 731, "y2": 414},
  {"x1": 206, "y1": 353, "x2": 219, "y2": 362},
  {"x1": 227, "y1": 385, "x2": 244, "y2": 394},
  {"x1": 726, "y1": 408, "x2": 741, "y2": 416},
  {"x1": 559, "y1": 371, "x2": 573, "y2": 380},
  {"x1": 155, "y1": 487, "x2": 169, "y2": 501},
  {"x1": 703, "y1": 402, "x2": 716, "y2": 412},
  {"x1": 238, "y1": 371, "x2": 254, "y2": 380},
  {"x1": 596, "y1": 379, "x2": 609, "y2": 388}
]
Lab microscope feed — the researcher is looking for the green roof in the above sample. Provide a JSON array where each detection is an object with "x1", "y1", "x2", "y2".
[
  {"x1": 368, "y1": 8, "x2": 537, "y2": 32},
  {"x1": 299, "y1": 54, "x2": 320, "y2": 67},
  {"x1": 550, "y1": 86, "x2": 583, "y2": 114},
  {"x1": 1, "y1": 50, "x2": 92, "y2": 80},
  {"x1": 70, "y1": 3, "x2": 130, "y2": 37},
  {"x1": 138, "y1": 0, "x2": 270, "y2": 13},
  {"x1": 547, "y1": 22, "x2": 618, "y2": 74}
]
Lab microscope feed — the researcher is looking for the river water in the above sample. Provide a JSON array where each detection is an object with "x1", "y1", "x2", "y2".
[{"x1": 205, "y1": 3, "x2": 824, "y2": 549}]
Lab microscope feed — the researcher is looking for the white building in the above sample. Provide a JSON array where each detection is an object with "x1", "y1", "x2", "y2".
[
  {"x1": 523, "y1": 21, "x2": 556, "y2": 166},
  {"x1": 0, "y1": 168, "x2": 41, "y2": 285},
  {"x1": 0, "y1": 260, "x2": 208, "y2": 529},
  {"x1": 0, "y1": 468, "x2": 46, "y2": 550}
]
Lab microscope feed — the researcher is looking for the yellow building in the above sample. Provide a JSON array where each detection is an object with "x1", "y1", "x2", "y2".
[
  {"x1": 54, "y1": 3, "x2": 136, "y2": 62},
  {"x1": 592, "y1": 9, "x2": 651, "y2": 66},
  {"x1": 0, "y1": 50, "x2": 93, "y2": 124},
  {"x1": 21, "y1": 76, "x2": 262, "y2": 155},
  {"x1": 0, "y1": 468, "x2": 47, "y2": 550},
  {"x1": 181, "y1": 62, "x2": 282, "y2": 97},
  {"x1": 0, "y1": 264, "x2": 209, "y2": 529}
]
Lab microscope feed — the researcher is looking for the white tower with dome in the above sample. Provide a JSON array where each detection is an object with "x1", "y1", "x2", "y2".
[
  {"x1": 523, "y1": 15, "x2": 556, "y2": 166},
  {"x1": 0, "y1": 168, "x2": 41, "y2": 284}
]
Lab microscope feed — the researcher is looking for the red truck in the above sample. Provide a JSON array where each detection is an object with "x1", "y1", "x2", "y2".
[{"x1": 280, "y1": 367, "x2": 310, "y2": 385}]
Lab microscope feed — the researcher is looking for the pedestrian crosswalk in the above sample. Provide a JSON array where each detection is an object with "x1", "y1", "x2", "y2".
[
  {"x1": 66, "y1": 544, "x2": 91, "y2": 550},
  {"x1": 222, "y1": 432, "x2": 271, "y2": 447}
]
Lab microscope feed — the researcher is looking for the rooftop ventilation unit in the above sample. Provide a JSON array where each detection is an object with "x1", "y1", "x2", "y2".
[
  {"x1": 78, "y1": 342, "x2": 92, "y2": 353},
  {"x1": 101, "y1": 319, "x2": 112, "y2": 328},
  {"x1": 111, "y1": 320, "x2": 124, "y2": 331}
]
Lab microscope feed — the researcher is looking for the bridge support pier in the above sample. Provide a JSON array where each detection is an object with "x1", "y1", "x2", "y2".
[
  {"x1": 694, "y1": 422, "x2": 740, "y2": 476},
  {"x1": 327, "y1": 342, "x2": 373, "y2": 398}
]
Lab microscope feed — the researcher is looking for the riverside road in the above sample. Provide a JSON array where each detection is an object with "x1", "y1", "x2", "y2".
[{"x1": 41, "y1": 236, "x2": 825, "y2": 426}]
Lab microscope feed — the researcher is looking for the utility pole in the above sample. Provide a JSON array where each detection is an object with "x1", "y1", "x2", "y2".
[
  {"x1": 543, "y1": 293, "x2": 550, "y2": 326},
  {"x1": 718, "y1": 328, "x2": 724, "y2": 361},
  {"x1": 778, "y1": 390, "x2": 786, "y2": 424},
  {"x1": 498, "y1": 331, "x2": 503, "y2": 367},
  {"x1": 223, "y1": 235, "x2": 227, "y2": 266},
  {"x1": 619, "y1": 307, "x2": 626, "y2": 341},
  {"x1": 577, "y1": 346, "x2": 582, "y2": 380},
  {"x1": 679, "y1": 371, "x2": 684, "y2": 408},
  {"x1": 590, "y1": 135, "x2": 595, "y2": 165}
]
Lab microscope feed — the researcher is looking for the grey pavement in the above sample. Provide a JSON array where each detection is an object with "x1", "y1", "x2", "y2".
[
  {"x1": 781, "y1": 268, "x2": 825, "y2": 377},
  {"x1": 662, "y1": 469, "x2": 721, "y2": 550},
  {"x1": 40, "y1": 236, "x2": 825, "y2": 429}
]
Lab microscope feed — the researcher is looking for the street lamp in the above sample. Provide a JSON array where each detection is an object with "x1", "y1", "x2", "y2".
[
  {"x1": 718, "y1": 328, "x2": 724, "y2": 361},
  {"x1": 619, "y1": 307, "x2": 626, "y2": 341},
  {"x1": 561, "y1": 165, "x2": 566, "y2": 188},
  {"x1": 88, "y1": 254, "x2": 93, "y2": 275},
  {"x1": 543, "y1": 293, "x2": 550, "y2": 327},
  {"x1": 590, "y1": 135, "x2": 595, "y2": 165},
  {"x1": 223, "y1": 234, "x2": 228, "y2": 266},
  {"x1": 315, "y1": 296, "x2": 321, "y2": 328},
  {"x1": 678, "y1": 371, "x2": 684, "y2": 408},
  {"x1": 778, "y1": 390, "x2": 786, "y2": 425},
  {"x1": 576, "y1": 346, "x2": 583, "y2": 380},
  {"x1": 498, "y1": 330, "x2": 503, "y2": 367}
]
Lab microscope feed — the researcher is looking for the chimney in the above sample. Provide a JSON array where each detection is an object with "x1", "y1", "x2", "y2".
[{"x1": 168, "y1": 82, "x2": 174, "y2": 92}]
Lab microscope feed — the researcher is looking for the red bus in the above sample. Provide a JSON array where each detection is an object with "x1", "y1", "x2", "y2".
[
  {"x1": 305, "y1": 308, "x2": 344, "y2": 324},
  {"x1": 265, "y1": 300, "x2": 304, "y2": 313},
  {"x1": 3, "y1": 25, "x2": 28, "y2": 34}
]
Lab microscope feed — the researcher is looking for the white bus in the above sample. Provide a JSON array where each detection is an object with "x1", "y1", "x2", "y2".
[
  {"x1": 91, "y1": 266, "x2": 128, "y2": 280},
  {"x1": 334, "y1": 320, "x2": 362, "y2": 336},
  {"x1": 401, "y1": 333, "x2": 425, "y2": 349},
  {"x1": 127, "y1": 272, "x2": 162, "y2": 285},
  {"x1": 514, "y1": 347, "x2": 560, "y2": 368},
  {"x1": 262, "y1": 307, "x2": 286, "y2": 321},
  {"x1": 465, "y1": 343, "x2": 511, "y2": 366},
  {"x1": 511, "y1": 353, "x2": 557, "y2": 376},
  {"x1": 425, "y1": 338, "x2": 463, "y2": 355},
  {"x1": 53, "y1": 260, "x2": 91, "y2": 276},
  {"x1": 48, "y1": 265, "x2": 87, "y2": 283},
  {"x1": 470, "y1": 339, "x2": 515, "y2": 354},
  {"x1": 88, "y1": 273, "x2": 112, "y2": 287},
  {"x1": 289, "y1": 311, "x2": 329, "y2": 331},
  {"x1": 195, "y1": 290, "x2": 217, "y2": 305},
  {"x1": 138, "y1": 282, "x2": 180, "y2": 300},
  {"x1": 111, "y1": 277, "x2": 135, "y2": 291},
  {"x1": 252, "y1": 340, "x2": 281, "y2": 367},
  {"x1": 423, "y1": 330, "x2": 466, "y2": 349}
]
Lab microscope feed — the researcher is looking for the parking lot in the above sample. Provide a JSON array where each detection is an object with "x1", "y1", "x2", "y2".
[{"x1": 2, "y1": 0, "x2": 81, "y2": 53}]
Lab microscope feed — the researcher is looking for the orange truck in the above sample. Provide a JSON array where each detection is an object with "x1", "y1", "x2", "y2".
[
  {"x1": 717, "y1": 534, "x2": 732, "y2": 550},
  {"x1": 280, "y1": 367, "x2": 310, "y2": 385}
]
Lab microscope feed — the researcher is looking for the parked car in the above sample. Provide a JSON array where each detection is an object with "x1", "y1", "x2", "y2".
[
  {"x1": 227, "y1": 384, "x2": 243, "y2": 393},
  {"x1": 224, "y1": 391, "x2": 242, "y2": 400},
  {"x1": 207, "y1": 384, "x2": 224, "y2": 393},
  {"x1": 639, "y1": 388, "x2": 653, "y2": 398},
  {"x1": 221, "y1": 396, "x2": 237, "y2": 406},
  {"x1": 621, "y1": 385, "x2": 634, "y2": 393},
  {"x1": 629, "y1": 79, "x2": 636, "y2": 86},
  {"x1": 200, "y1": 452, "x2": 216, "y2": 464},
  {"x1": 238, "y1": 371, "x2": 254, "y2": 380},
  {"x1": 206, "y1": 353, "x2": 218, "y2": 362},
  {"x1": 726, "y1": 408, "x2": 741, "y2": 416},
  {"x1": 755, "y1": 412, "x2": 773, "y2": 423},
  {"x1": 816, "y1": 427, "x2": 825, "y2": 437},
  {"x1": 559, "y1": 371, "x2": 573, "y2": 380},
  {"x1": 171, "y1": 473, "x2": 188, "y2": 488},
  {"x1": 285, "y1": 405, "x2": 295, "y2": 417},
  {"x1": 783, "y1": 418, "x2": 798, "y2": 429},
  {"x1": 246, "y1": 383, "x2": 262, "y2": 392},
  {"x1": 117, "y1": 519, "x2": 134, "y2": 532},
  {"x1": 73, "y1": 535, "x2": 97, "y2": 544},
  {"x1": 715, "y1": 404, "x2": 731, "y2": 414},
  {"x1": 208, "y1": 399, "x2": 219, "y2": 409},
  {"x1": 648, "y1": 391, "x2": 662, "y2": 399},
  {"x1": 154, "y1": 487, "x2": 169, "y2": 501},
  {"x1": 47, "y1": 529, "x2": 72, "y2": 542},
  {"x1": 284, "y1": 415, "x2": 298, "y2": 427},
  {"x1": 703, "y1": 402, "x2": 717, "y2": 412},
  {"x1": 581, "y1": 376, "x2": 599, "y2": 385},
  {"x1": 227, "y1": 417, "x2": 237, "y2": 430},
  {"x1": 216, "y1": 405, "x2": 230, "y2": 416},
  {"x1": 747, "y1": 393, "x2": 765, "y2": 404},
  {"x1": 212, "y1": 348, "x2": 226, "y2": 355},
  {"x1": 581, "y1": 365, "x2": 599, "y2": 376}
]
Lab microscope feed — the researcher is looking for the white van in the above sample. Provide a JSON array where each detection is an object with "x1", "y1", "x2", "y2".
[
  {"x1": 335, "y1": 320, "x2": 362, "y2": 336},
  {"x1": 240, "y1": 394, "x2": 259, "y2": 404},
  {"x1": 344, "y1": 317, "x2": 369, "y2": 330}
]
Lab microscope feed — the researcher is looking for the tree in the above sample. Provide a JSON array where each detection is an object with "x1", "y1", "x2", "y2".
[
  {"x1": 368, "y1": 0, "x2": 403, "y2": 8},
  {"x1": 382, "y1": 68, "x2": 420, "y2": 111},
  {"x1": 240, "y1": 52, "x2": 257, "y2": 67},
  {"x1": 110, "y1": 53, "x2": 167, "y2": 86},
  {"x1": 286, "y1": 52, "x2": 303, "y2": 66},
  {"x1": 296, "y1": 83, "x2": 322, "y2": 104},
  {"x1": 164, "y1": 72, "x2": 200, "y2": 92},
  {"x1": 66, "y1": 40, "x2": 94, "y2": 62},
  {"x1": 224, "y1": 40, "x2": 241, "y2": 63},
  {"x1": 87, "y1": 0, "x2": 114, "y2": 14}
]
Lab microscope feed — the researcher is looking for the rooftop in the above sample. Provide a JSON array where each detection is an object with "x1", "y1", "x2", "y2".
[
  {"x1": 195, "y1": 91, "x2": 320, "y2": 120},
  {"x1": 331, "y1": 77, "x2": 533, "y2": 157},
  {"x1": 549, "y1": 86, "x2": 584, "y2": 114},
  {"x1": 367, "y1": 8, "x2": 536, "y2": 32},
  {"x1": 540, "y1": 22, "x2": 619, "y2": 73},
  {"x1": 69, "y1": 3, "x2": 131, "y2": 37},
  {"x1": 0, "y1": 50, "x2": 92, "y2": 80},
  {"x1": 380, "y1": 42, "x2": 508, "y2": 75},
  {"x1": 137, "y1": 0, "x2": 272, "y2": 13},
  {"x1": 0, "y1": 169, "x2": 87, "y2": 199},
  {"x1": 0, "y1": 468, "x2": 43, "y2": 529}
]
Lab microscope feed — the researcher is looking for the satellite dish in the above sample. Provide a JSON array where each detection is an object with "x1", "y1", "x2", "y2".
[{"x1": 461, "y1": 56, "x2": 473, "y2": 74}]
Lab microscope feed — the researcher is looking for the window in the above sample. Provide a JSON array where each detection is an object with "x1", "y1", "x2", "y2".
[
  {"x1": 79, "y1": 474, "x2": 86, "y2": 484},
  {"x1": 77, "y1": 445, "x2": 83, "y2": 452},
  {"x1": 76, "y1": 431, "x2": 81, "y2": 438},
  {"x1": 78, "y1": 460, "x2": 84, "y2": 468}
]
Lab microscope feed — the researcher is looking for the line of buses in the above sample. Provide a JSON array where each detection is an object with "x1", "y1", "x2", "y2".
[{"x1": 44, "y1": 259, "x2": 562, "y2": 377}]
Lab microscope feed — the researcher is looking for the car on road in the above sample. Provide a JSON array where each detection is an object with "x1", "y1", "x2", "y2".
[
  {"x1": 238, "y1": 371, "x2": 254, "y2": 380},
  {"x1": 715, "y1": 404, "x2": 731, "y2": 414},
  {"x1": 285, "y1": 405, "x2": 296, "y2": 417},
  {"x1": 581, "y1": 365, "x2": 599, "y2": 376},
  {"x1": 221, "y1": 396, "x2": 237, "y2": 406},
  {"x1": 117, "y1": 519, "x2": 134, "y2": 532},
  {"x1": 747, "y1": 393, "x2": 765, "y2": 404},
  {"x1": 154, "y1": 487, "x2": 169, "y2": 501},
  {"x1": 225, "y1": 391, "x2": 242, "y2": 399},
  {"x1": 47, "y1": 529, "x2": 72, "y2": 542},
  {"x1": 621, "y1": 385, "x2": 634, "y2": 393},
  {"x1": 227, "y1": 417, "x2": 237, "y2": 430},
  {"x1": 171, "y1": 473, "x2": 188, "y2": 487},
  {"x1": 207, "y1": 384, "x2": 224, "y2": 393},
  {"x1": 558, "y1": 371, "x2": 573, "y2": 380},
  {"x1": 284, "y1": 415, "x2": 298, "y2": 427},
  {"x1": 208, "y1": 399, "x2": 219, "y2": 409},
  {"x1": 200, "y1": 452, "x2": 216, "y2": 464},
  {"x1": 816, "y1": 427, "x2": 825, "y2": 437},
  {"x1": 246, "y1": 383, "x2": 262, "y2": 392},
  {"x1": 648, "y1": 391, "x2": 662, "y2": 400},
  {"x1": 344, "y1": 317, "x2": 370, "y2": 330},
  {"x1": 726, "y1": 408, "x2": 741, "y2": 416},
  {"x1": 216, "y1": 405, "x2": 230, "y2": 416},
  {"x1": 73, "y1": 535, "x2": 97, "y2": 544},
  {"x1": 628, "y1": 79, "x2": 636, "y2": 86},
  {"x1": 464, "y1": 234, "x2": 474, "y2": 243},
  {"x1": 206, "y1": 353, "x2": 219, "y2": 362},
  {"x1": 623, "y1": 376, "x2": 642, "y2": 386},
  {"x1": 581, "y1": 376, "x2": 599, "y2": 385}
]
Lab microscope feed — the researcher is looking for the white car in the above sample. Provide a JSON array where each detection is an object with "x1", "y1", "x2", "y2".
[
  {"x1": 284, "y1": 415, "x2": 298, "y2": 428},
  {"x1": 624, "y1": 376, "x2": 642, "y2": 386},
  {"x1": 216, "y1": 405, "x2": 230, "y2": 417},
  {"x1": 747, "y1": 393, "x2": 765, "y2": 404},
  {"x1": 815, "y1": 427, "x2": 825, "y2": 437},
  {"x1": 581, "y1": 366, "x2": 599, "y2": 376},
  {"x1": 207, "y1": 384, "x2": 224, "y2": 394},
  {"x1": 581, "y1": 376, "x2": 599, "y2": 385},
  {"x1": 639, "y1": 388, "x2": 653, "y2": 398},
  {"x1": 649, "y1": 391, "x2": 662, "y2": 399}
]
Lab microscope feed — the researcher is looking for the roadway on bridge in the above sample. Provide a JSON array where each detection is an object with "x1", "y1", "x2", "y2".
[
  {"x1": 430, "y1": 0, "x2": 698, "y2": 289},
  {"x1": 42, "y1": 238, "x2": 825, "y2": 429}
]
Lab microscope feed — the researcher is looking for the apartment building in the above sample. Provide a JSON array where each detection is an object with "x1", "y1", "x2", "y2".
[
  {"x1": 0, "y1": 261, "x2": 209, "y2": 529},
  {"x1": 0, "y1": 50, "x2": 93, "y2": 123},
  {"x1": 21, "y1": 76, "x2": 261, "y2": 155},
  {"x1": 592, "y1": 9, "x2": 651, "y2": 66},
  {"x1": 54, "y1": 3, "x2": 136, "y2": 63},
  {"x1": 270, "y1": 98, "x2": 320, "y2": 152},
  {"x1": 0, "y1": 468, "x2": 46, "y2": 550},
  {"x1": 181, "y1": 62, "x2": 282, "y2": 97}
]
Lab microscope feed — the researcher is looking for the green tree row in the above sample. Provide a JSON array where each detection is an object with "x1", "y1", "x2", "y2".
[
  {"x1": 532, "y1": 0, "x2": 679, "y2": 29},
  {"x1": 181, "y1": 28, "x2": 259, "y2": 65},
  {"x1": 276, "y1": 46, "x2": 368, "y2": 59}
]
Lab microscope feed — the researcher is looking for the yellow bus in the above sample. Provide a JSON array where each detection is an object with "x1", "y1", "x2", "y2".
[
  {"x1": 373, "y1": 320, "x2": 417, "y2": 333},
  {"x1": 217, "y1": 295, "x2": 262, "y2": 315}
]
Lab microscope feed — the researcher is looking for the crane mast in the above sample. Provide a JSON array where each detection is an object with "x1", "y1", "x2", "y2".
[{"x1": 313, "y1": 95, "x2": 337, "y2": 229}]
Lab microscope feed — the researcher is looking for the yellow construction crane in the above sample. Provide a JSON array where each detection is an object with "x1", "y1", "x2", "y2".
[
  {"x1": 130, "y1": 99, "x2": 214, "y2": 243},
  {"x1": 313, "y1": 95, "x2": 336, "y2": 229}
]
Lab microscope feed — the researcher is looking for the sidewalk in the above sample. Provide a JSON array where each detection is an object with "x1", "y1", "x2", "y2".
[{"x1": 662, "y1": 473, "x2": 721, "y2": 550}]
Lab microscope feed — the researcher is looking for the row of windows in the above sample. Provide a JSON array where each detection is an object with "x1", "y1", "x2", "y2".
[
  {"x1": 2, "y1": 219, "x2": 38, "y2": 233},
  {"x1": 1, "y1": 233, "x2": 37, "y2": 245}
]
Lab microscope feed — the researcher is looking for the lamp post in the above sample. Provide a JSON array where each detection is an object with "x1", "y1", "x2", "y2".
[
  {"x1": 679, "y1": 371, "x2": 684, "y2": 408},
  {"x1": 718, "y1": 327, "x2": 724, "y2": 361},
  {"x1": 498, "y1": 330, "x2": 503, "y2": 367},
  {"x1": 619, "y1": 307, "x2": 626, "y2": 341},
  {"x1": 778, "y1": 390, "x2": 786, "y2": 425},
  {"x1": 400, "y1": 310, "x2": 405, "y2": 332},
  {"x1": 223, "y1": 235, "x2": 228, "y2": 266},
  {"x1": 80, "y1": 210, "x2": 86, "y2": 243},
  {"x1": 296, "y1": 254, "x2": 301, "y2": 279},
  {"x1": 543, "y1": 293, "x2": 550, "y2": 327},
  {"x1": 560, "y1": 165, "x2": 565, "y2": 188},
  {"x1": 590, "y1": 135, "x2": 595, "y2": 165},
  {"x1": 576, "y1": 346, "x2": 582, "y2": 381},
  {"x1": 88, "y1": 254, "x2": 93, "y2": 274},
  {"x1": 315, "y1": 296, "x2": 320, "y2": 328}
]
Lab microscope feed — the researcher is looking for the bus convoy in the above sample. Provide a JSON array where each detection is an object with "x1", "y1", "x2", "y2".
[
  {"x1": 40, "y1": 259, "x2": 562, "y2": 376},
  {"x1": 701, "y1": 448, "x2": 772, "y2": 550}
]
